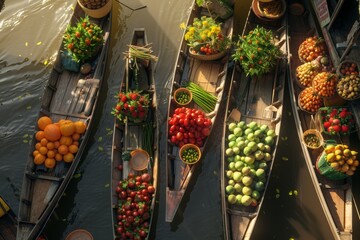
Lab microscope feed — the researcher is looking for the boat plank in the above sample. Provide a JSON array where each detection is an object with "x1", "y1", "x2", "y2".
[
  {"x1": 29, "y1": 180, "x2": 53, "y2": 223},
  {"x1": 324, "y1": 189, "x2": 345, "y2": 230}
]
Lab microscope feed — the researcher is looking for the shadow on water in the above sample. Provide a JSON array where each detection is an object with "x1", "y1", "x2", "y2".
[{"x1": 251, "y1": 80, "x2": 336, "y2": 240}]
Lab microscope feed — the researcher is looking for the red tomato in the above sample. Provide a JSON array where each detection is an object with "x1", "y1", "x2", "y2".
[{"x1": 176, "y1": 132, "x2": 183, "y2": 140}]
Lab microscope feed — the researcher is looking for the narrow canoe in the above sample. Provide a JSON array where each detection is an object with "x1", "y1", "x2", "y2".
[
  {"x1": 287, "y1": 1, "x2": 353, "y2": 239},
  {"x1": 111, "y1": 29, "x2": 159, "y2": 239},
  {"x1": 17, "y1": 4, "x2": 111, "y2": 240},
  {"x1": 165, "y1": 2, "x2": 234, "y2": 222},
  {"x1": 0, "y1": 196, "x2": 17, "y2": 240},
  {"x1": 221, "y1": 6, "x2": 288, "y2": 240}
]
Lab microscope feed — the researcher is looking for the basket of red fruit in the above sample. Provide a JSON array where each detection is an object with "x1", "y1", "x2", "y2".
[{"x1": 316, "y1": 106, "x2": 356, "y2": 135}]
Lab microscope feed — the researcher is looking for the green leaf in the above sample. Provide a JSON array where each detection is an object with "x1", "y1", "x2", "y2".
[
  {"x1": 98, "y1": 146, "x2": 104, "y2": 152},
  {"x1": 104, "y1": 183, "x2": 110, "y2": 188},
  {"x1": 98, "y1": 136, "x2": 103, "y2": 142},
  {"x1": 73, "y1": 173, "x2": 81, "y2": 179}
]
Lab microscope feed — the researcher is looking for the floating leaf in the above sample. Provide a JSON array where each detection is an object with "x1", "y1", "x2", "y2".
[
  {"x1": 106, "y1": 128, "x2": 112, "y2": 131},
  {"x1": 73, "y1": 173, "x2": 82, "y2": 179},
  {"x1": 98, "y1": 146, "x2": 104, "y2": 152},
  {"x1": 26, "y1": 105, "x2": 32, "y2": 110},
  {"x1": 276, "y1": 188, "x2": 280, "y2": 193},
  {"x1": 275, "y1": 193, "x2": 280, "y2": 199},
  {"x1": 23, "y1": 139, "x2": 28, "y2": 143},
  {"x1": 104, "y1": 183, "x2": 110, "y2": 188},
  {"x1": 289, "y1": 191, "x2": 293, "y2": 196},
  {"x1": 289, "y1": 238, "x2": 295, "y2": 240},
  {"x1": 23, "y1": 134, "x2": 29, "y2": 138},
  {"x1": 25, "y1": 42, "x2": 28, "y2": 46},
  {"x1": 293, "y1": 190, "x2": 298, "y2": 196},
  {"x1": 98, "y1": 136, "x2": 103, "y2": 142},
  {"x1": 19, "y1": 54, "x2": 22, "y2": 57},
  {"x1": 282, "y1": 157, "x2": 288, "y2": 161},
  {"x1": 36, "y1": 41, "x2": 42, "y2": 45},
  {"x1": 62, "y1": 218, "x2": 67, "y2": 222},
  {"x1": 44, "y1": 60, "x2": 48, "y2": 65},
  {"x1": 213, "y1": 170, "x2": 217, "y2": 175}
]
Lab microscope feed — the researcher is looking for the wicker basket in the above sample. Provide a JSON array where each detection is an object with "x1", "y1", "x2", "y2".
[
  {"x1": 179, "y1": 144, "x2": 201, "y2": 165},
  {"x1": 297, "y1": 88, "x2": 323, "y2": 114},
  {"x1": 302, "y1": 129, "x2": 323, "y2": 149},
  {"x1": 130, "y1": 149, "x2": 150, "y2": 171},
  {"x1": 189, "y1": 48, "x2": 228, "y2": 61},
  {"x1": 336, "y1": 59, "x2": 360, "y2": 78},
  {"x1": 77, "y1": 0, "x2": 112, "y2": 19},
  {"x1": 315, "y1": 150, "x2": 348, "y2": 180},
  {"x1": 336, "y1": 75, "x2": 360, "y2": 101},
  {"x1": 173, "y1": 88, "x2": 192, "y2": 106},
  {"x1": 257, "y1": 0, "x2": 286, "y2": 20}
]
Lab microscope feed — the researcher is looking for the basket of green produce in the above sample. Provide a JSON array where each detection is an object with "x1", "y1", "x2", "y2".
[
  {"x1": 173, "y1": 88, "x2": 192, "y2": 106},
  {"x1": 179, "y1": 144, "x2": 201, "y2": 165}
]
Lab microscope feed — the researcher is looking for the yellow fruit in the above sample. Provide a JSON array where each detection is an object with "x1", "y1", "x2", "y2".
[
  {"x1": 63, "y1": 153, "x2": 74, "y2": 163},
  {"x1": 59, "y1": 121, "x2": 76, "y2": 137},
  {"x1": 350, "y1": 166, "x2": 357, "y2": 171},
  {"x1": 34, "y1": 154, "x2": 46, "y2": 165},
  {"x1": 335, "y1": 155, "x2": 342, "y2": 161},
  {"x1": 326, "y1": 153, "x2": 335, "y2": 162},
  {"x1": 351, "y1": 151, "x2": 358, "y2": 156},
  {"x1": 346, "y1": 159, "x2": 354, "y2": 165},
  {"x1": 335, "y1": 145, "x2": 343, "y2": 151},
  {"x1": 343, "y1": 149, "x2": 351, "y2": 157},
  {"x1": 44, "y1": 124, "x2": 61, "y2": 141},
  {"x1": 74, "y1": 121, "x2": 87, "y2": 134},
  {"x1": 334, "y1": 149, "x2": 342, "y2": 156},
  {"x1": 325, "y1": 145, "x2": 335, "y2": 154},
  {"x1": 346, "y1": 170, "x2": 354, "y2": 176},
  {"x1": 338, "y1": 160, "x2": 345, "y2": 166},
  {"x1": 39, "y1": 146, "x2": 48, "y2": 155},
  {"x1": 37, "y1": 116, "x2": 52, "y2": 131},
  {"x1": 68, "y1": 145, "x2": 79, "y2": 154},
  {"x1": 59, "y1": 136, "x2": 73, "y2": 146},
  {"x1": 341, "y1": 164, "x2": 349, "y2": 173},
  {"x1": 330, "y1": 162, "x2": 339, "y2": 170},
  {"x1": 45, "y1": 158, "x2": 56, "y2": 169},
  {"x1": 353, "y1": 160, "x2": 359, "y2": 166}
]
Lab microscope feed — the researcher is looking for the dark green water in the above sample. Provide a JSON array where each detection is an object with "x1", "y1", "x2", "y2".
[{"x1": 1, "y1": 0, "x2": 359, "y2": 239}]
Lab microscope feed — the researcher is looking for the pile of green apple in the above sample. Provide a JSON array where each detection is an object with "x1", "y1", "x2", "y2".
[{"x1": 225, "y1": 121, "x2": 276, "y2": 207}]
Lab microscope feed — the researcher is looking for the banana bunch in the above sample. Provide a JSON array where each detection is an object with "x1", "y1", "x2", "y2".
[{"x1": 325, "y1": 144, "x2": 359, "y2": 176}]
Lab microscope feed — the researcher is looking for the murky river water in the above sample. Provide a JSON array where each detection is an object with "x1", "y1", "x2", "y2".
[{"x1": 1, "y1": 0, "x2": 360, "y2": 239}]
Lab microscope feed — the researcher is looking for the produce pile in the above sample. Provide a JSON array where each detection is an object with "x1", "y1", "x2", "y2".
[
  {"x1": 337, "y1": 75, "x2": 360, "y2": 100},
  {"x1": 168, "y1": 107, "x2": 212, "y2": 148},
  {"x1": 323, "y1": 144, "x2": 358, "y2": 176},
  {"x1": 33, "y1": 116, "x2": 87, "y2": 169},
  {"x1": 298, "y1": 87, "x2": 323, "y2": 113},
  {"x1": 295, "y1": 61, "x2": 320, "y2": 87},
  {"x1": 115, "y1": 172, "x2": 155, "y2": 239},
  {"x1": 112, "y1": 90, "x2": 150, "y2": 123},
  {"x1": 338, "y1": 61, "x2": 359, "y2": 76},
  {"x1": 298, "y1": 36, "x2": 327, "y2": 62},
  {"x1": 319, "y1": 107, "x2": 355, "y2": 135},
  {"x1": 174, "y1": 89, "x2": 191, "y2": 105},
  {"x1": 180, "y1": 145, "x2": 200, "y2": 164},
  {"x1": 224, "y1": 121, "x2": 276, "y2": 207},
  {"x1": 303, "y1": 131, "x2": 322, "y2": 149},
  {"x1": 312, "y1": 72, "x2": 338, "y2": 98}
]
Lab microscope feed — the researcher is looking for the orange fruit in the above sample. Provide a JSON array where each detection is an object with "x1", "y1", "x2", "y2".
[
  {"x1": 63, "y1": 153, "x2": 74, "y2": 163},
  {"x1": 58, "y1": 145, "x2": 69, "y2": 155},
  {"x1": 33, "y1": 150, "x2": 40, "y2": 157},
  {"x1": 55, "y1": 153, "x2": 63, "y2": 161},
  {"x1": 59, "y1": 136, "x2": 73, "y2": 146},
  {"x1": 35, "y1": 131, "x2": 45, "y2": 141},
  {"x1": 54, "y1": 141, "x2": 60, "y2": 149},
  {"x1": 34, "y1": 154, "x2": 46, "y2": 165},
  {"x1": 59, "y1": 121, "x2": 76, "y2": 136},
  {"x1": 44, "y1": 124, "x2": 61, "y2": 141},
  {"x1": 72, "y1": 141, "x2": 79, "y2": 146},
  {"x1": 35, "y1": 143, "x2": 42, "y2": 150},
  {"x1": 47, "y1": 150, "x2": 56, "y2": 158},
  {"x1": 68, "y1": 145, "x2": 79, "y2": 154},
  {"x1": 37, "y1": 116, "x2": 52, "y2": 130},
  {"x1": 46, "y1": 142, "x2": 55, "y2": 150},
  {"x1": 74, "y1": 121, "x2": 86, "y2": 134},
  {"x1": 40, "y1": 138, "x2": 48, "y2": 146},
  {"x1": 39, "y1": 146, "x2": 48, "y2": 155},
  {"x1": 72, "y1": 133, "x2": 81, "y2": 141},
  {"x1": 45, "y1": 158, "x2": 56, "y2": 169}
]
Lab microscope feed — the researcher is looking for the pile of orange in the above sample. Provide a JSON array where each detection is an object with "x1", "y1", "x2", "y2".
[{"x1": 32, "y1": 116, "x2": 87, "y2": 169}]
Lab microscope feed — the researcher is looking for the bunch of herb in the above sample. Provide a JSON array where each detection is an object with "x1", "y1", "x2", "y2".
[
  {"x1": 232, "y1": 26, "x2": 282, "y2": 77},
  {"x1": 63, "y1": 16, "x2": 104, "y2": 63}
]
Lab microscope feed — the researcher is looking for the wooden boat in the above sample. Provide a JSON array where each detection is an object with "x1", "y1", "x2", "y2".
[
  {"x1": 287, "y1": 0, "x2": 353, "y2": 239},
  {"x1": 165, "y1": 2, "x2": 234, "y2": 222},
  {"x1": 111, "y1": 29, "x2": 159, "y2": 239},
  {"x1": 0, "y1": 196, "x2": 17, "y2": 240},
  {"x1": 17, "y1": 4, "x2": 111, "y2": 240},
  {"x1": 220, "y1": 5, "x2": 287, "y2": 240}
]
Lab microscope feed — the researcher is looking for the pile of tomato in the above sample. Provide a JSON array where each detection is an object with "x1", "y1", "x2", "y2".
[
  {"x1": 115, "y1": 172, "x2": 155, "y2": 240},
  {"x1": 298, "y1": 87, "x2": 323, "y2": 113},
  {"x1": 312, "y1": 72, "x2": 338, "y2": 97},
  {"x1": 168, "y1": 107, "x2": 212, "y2": 147},
  {"x1": 298, "y1": 36, "x2": 327, "y2": 62}
]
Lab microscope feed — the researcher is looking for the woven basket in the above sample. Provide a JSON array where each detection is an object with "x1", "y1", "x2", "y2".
[
  {"x1": 77, "y1": 0, "x2": 112, "y2": 19},
  {"x1": 65, "y1": 229, "x2": 93, "y2": 240},
  {"x1": 130, "y1": 149, "x2": 150, "y2": 171},
  {"x1": 257, "y1": 0, "x2": 286, "y2": 20},
  {"x1": 336, "y1": 75, "x2": 360, "y2": 101},
  {"x1": 297, "y1": 88, "x2": 323, "y2": 114},
  {"x1": 302, "y1": 129, "x2": 323, "y2": 149},
  {"x1": 179, "y1": 144, "x2": 201, "y2": 165},
  {"x1": 336, "y1": 59, "x2": 360, "y2": 78},
  {"x1": 189, "y1": 48, "x2": 228, "y2": 61},
  {"x1": 173, "y1": 88, "x2": 192, "y2": 106},
  {"x1": 315, "y1": 150, "x2": 348, "y2": 180}
]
